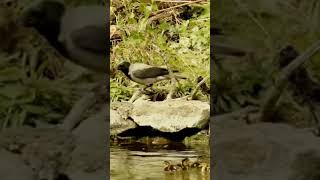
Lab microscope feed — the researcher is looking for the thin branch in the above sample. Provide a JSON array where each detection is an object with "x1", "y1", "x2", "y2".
[
  {"x1": 233, "y1": 0, "x2": 272, "y2": 41},
  {"x1": 152, "y1": 44, "x2": 177, "y2": 100},
  {"x1": 191, "y1": 76, "x2": 209, "y2": 100},
  {"x1": 155, "y1": 0, "x2": 206, "y2": 3},
  {"x1": 61, "y1": 92, "x2": 97, "y2": 131},
  {"x1": 129, "y1": 89, "x2": 143, "y2": 103},
  {"x1": 151, "y1": 0, "x2": 205, "y2": 16},
  {"x1": 260, "y1": 40, "x2": 320, "y2": 122}
]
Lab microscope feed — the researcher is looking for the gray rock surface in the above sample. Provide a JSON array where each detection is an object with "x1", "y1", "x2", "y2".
[
  {"x1": 110, "y1": 102, "x2": 137, "y2": 136},
  {"x1": 0, "y1": 149, "x2": 33, "y2": 180},
  {"x1": 0, "y1": 127, "x2": 75, "y2": 180},
  {"x1": 0, "y1": 104, "x2": 110, "y2": 180},
  {"x1": 67, "y1": 105, "x2": 108, "y2": 180},
  {"x1": 131, "y1": 99, "x2": 210, "y2": 132},
  {"x1": 213, "y1": 119, "x2": 320, "y2": 180}
]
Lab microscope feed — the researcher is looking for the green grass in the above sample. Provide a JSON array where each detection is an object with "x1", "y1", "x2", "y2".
[
  {"x1": 0, "y1": 0, "x2": 106, "y2": 129},
  {"x1": 213, "y1": 0, "x2": 320, "y2": 113},
  {"x1": 110, "y1": 0, "x2": 210, "y2": 102}
]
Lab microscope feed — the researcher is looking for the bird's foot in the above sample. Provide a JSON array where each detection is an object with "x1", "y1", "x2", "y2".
[
  {"x1": 141, "y1": 88, "x2": 150, "y2": 94},
  {"x1": 164, "y1": 91, "x2": 174, "y2": 101},
  {"x1": 183, "y1": 95, "x2": 192, "y2": 101},
  {"x1": 129, "y1": 90, "x2": 143, "y2": 103},
  {"x1": 143, "y1": 84, "x2": 153, "y2": 92}
]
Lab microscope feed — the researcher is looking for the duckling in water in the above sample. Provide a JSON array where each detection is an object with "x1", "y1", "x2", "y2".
[
  {"x1": 191, "y1": 161, "x2": 200, "y2": 168},
  {"x1": 164, "y1": 160, "x2": 181, "y2": 172},
  {"x1": 190, "y1": 157, "x2": 203, "y2": 168},
  {"x1": 163, "y1": 158, "x2": 210, "y2": 172},
  {"x1": 180, "y1": 158, "x2": 192, "y2": 170},
  {"x1": 164, "y1": 158, "x2": 191, "y2": 172},
  {"x1": 199, "y1": 162, "x2": 210, "y2": 173}
]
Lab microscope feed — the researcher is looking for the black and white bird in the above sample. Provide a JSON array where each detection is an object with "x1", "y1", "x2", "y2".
[
  {"x1": 21, "y1": 0, "x2": 108, "y2": 72},
  {"x1": 117, "y1": 61, "x2": 186, "y2": 86}
]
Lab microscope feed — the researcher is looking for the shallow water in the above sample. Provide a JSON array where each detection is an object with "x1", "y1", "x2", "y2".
[{"x1": 110, "y1": 143, "x2": 210, "y2": 180}]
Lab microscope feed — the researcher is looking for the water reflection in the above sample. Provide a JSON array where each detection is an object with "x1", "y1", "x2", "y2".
[{"x1": 110, "y1": 143, "x2": 210, "y2": 180}]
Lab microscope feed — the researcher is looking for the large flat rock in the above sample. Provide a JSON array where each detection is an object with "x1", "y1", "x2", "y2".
[
  {"x1": 110, "y1": 102, "x2": 137, "y2": 136},
  {"x1": 0, "y1": 149, "x2": 33, "y2": 180},
  {"x1": 132, "y1": 99, "x2": 210, "y2": 132},
  {"x1": 213, "y1": 119, "x2": 320, "y2": 180}
]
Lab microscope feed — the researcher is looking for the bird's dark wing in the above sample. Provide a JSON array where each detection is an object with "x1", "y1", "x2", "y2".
[
  {"x1": 132, "y1": 67, "x2": 170, "y2": 78},
  {"x1": 70, "y1": 25, "x2": 107, "y2": 53}
]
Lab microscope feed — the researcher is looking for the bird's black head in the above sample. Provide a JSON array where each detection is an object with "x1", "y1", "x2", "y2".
[
  {"x1": 117, "y1": 61, "x2": 130, "y2": 74},
  {"x1": 22, "y1": 0, "x2": 65, "y2": 42}
]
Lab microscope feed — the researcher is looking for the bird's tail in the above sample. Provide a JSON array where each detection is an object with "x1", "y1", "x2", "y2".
[
  {"x1": 173, "y1": 73, "x2": 187, "y2": 80},
  {"x1": 164, "y1": 73, "x2": 186, "y2": 80}
]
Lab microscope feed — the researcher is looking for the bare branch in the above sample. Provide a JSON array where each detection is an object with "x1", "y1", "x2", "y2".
[
  {"x1": 61, "y1": 92, "x2": 96, "y2": 131},
  {"x1": 260, "y1": 40, "x2": 320, "y2": 122},
  {"x1": 191, "y1": 76, "x2": 209, "y2": 100}
]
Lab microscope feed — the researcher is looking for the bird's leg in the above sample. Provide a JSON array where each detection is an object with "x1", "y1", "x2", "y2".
[
  {"x1": 129, "y1": 88, "x2": 143, "y2": 103},
  {"x1": 189, "y1": 76, "x2": 209, "y2": 100},
  {"x1": 162, "y1": 56, "x2": 177, "y2": 101},
  {"x1": 166, "y1": 78, "x2": 177, "y2": 100},
  {"x1": 143, "y1": 84, "x2": 153, "y2": 93}
]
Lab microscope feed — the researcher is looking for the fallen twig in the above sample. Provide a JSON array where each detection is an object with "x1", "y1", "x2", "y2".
[
  {"x1": 61, "y1": 92, "x2": 97, "y2": 131},
  {"x1": 191, "y1": 76, "x2": 209, "y2": 99},
  {"x1": 260, "y1": 40, "x2": 320, "y2": 122},
  {"x1": 233, "y1": 0, "x2": 272, "y2": 42},
  {"x1": 129, "y1": 89, "x2": 143, "y2": 103},
  {"x1": 152, "y1": 44, "x2": 177, "y2": 100},
  {"x1": 155, "y1": 0, "x2": 206, "y2": 3},
  {"x1": 151, "y1": 0, "x2": 205, "y2": 16}
]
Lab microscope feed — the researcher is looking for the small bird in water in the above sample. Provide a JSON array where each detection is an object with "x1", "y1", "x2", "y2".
[
  {"x1": 191, "y1": 156, "x2": 210, "y2": 172},
  {"x1": 163, "y1": 160, "x2": 181, "y2": 172},
  {"x1": 179, "y1": 158, "x2": 192, "y2": 170},
  {"x1": 117, "y1": 61, "x2": 186, "y2": 87},
  {"x1": 199, "y1": 162, "x2": 210, "y2": 173}
]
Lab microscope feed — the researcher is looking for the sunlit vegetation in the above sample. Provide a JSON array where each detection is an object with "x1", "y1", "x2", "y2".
[
  {"x1": 214, "y1": 0, "x2": 320, "y2": 127},
  {"x1": 110, "y1": 0, "x2": 210, "y2": 102}
]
